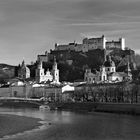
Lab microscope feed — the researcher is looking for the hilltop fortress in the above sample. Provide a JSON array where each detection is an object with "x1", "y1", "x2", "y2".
[
  {"x1": 22, "y1": 35, "x2": 136, "y2": 82},
  {"x1": 55, "y1": 35, "x2": 125, "y2": 52},
  {"x1": 37, "y1": 35, "x2": 127, "y2": 64}
]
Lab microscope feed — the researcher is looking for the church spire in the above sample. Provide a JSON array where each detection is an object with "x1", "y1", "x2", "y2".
[
  {"x1": 126, "y1": 60, "x2": 131, "y2": 73},
  {"x1": 21, "y1": 60, "x2": 25, "y2": 67},
  {"x1": 53, "y1": 56, "x2": 57, "y2": 70},
  {"x1": 52, "y1": 56, "x2": 59, "y2": 84},
  {"x1": 125, "y1": 60, "x2": 132, "y2": 81}
]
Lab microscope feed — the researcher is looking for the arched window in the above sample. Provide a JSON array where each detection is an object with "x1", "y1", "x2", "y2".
[{"x1": 112, "y1": 68, "x2": 115, "y2": 72}]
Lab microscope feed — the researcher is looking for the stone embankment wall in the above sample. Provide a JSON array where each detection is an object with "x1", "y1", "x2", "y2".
[
  {"x1": 0, "y1": 87, "x2": 11, "y2": 97},
  {"x1": 49, "y1": 102, "x2": 140, "y2": 115},
  {"x1": 94, "y1": 103, "x2": 140, "y2": 114}
]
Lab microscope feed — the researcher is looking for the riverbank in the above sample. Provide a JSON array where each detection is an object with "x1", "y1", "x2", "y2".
[
  {"x1": 0, "y1": 114, "x2": 41, "y2": 138},
  {"x1": 48, "y1": 102, "x2": 140, "y2": 115},
  {"x1": 0, "y1": 102, "x2": 41, "y2": 108},
  {"x1": 95, "y1": 103, "x2": 140, "y2": 115}
]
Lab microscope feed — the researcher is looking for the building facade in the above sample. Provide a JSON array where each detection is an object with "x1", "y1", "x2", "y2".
[
  {"x1": 54, "y1": 35, "x2": 125, "y2": 52},
  {"x1": 106, "y1": 38, "x2": 125, "y2": 50},
  {"x1": 35, "y1": 57, "x2": 59, "y2": 84},
  {"x1": 18, "y1": 60, "x2": 30, "y2": 80},
  {"x1": 84, "y1": 55, "x2": 132, "y2": 84}
]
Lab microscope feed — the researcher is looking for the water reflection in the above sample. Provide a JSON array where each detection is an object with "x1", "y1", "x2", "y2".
[{"x1": 1, "y1": 107, "x2": 140, "y2": 140}]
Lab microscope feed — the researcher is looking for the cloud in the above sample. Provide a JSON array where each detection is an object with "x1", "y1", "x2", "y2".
[
  {"x1": 0, "y1": 0, "x2": 140, "y2": 64},
  {"x1": 65, "y1": 21, "x2": 140, "y2": 27}
]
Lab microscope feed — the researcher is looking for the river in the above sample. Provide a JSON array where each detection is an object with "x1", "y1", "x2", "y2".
[{"x1": 0, "y1": 107, "x2": 140, "y2": 140}]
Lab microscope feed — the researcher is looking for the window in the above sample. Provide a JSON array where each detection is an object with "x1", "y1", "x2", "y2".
[
  {"x1": 14, "y1": 91, "x2": 17, "y2": 97},
  {"x1": 112, "y1": 68, "x2": 115, "y2": 72}
]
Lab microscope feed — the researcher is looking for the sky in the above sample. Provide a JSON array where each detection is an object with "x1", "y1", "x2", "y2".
[{"x1": 0, "y1": 0, "x2": 140, "y2": 65}]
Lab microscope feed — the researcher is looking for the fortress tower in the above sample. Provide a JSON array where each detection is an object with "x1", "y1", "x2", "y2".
[{"x1": 120, "y1": 38, "x2": 125, "y2": 50}]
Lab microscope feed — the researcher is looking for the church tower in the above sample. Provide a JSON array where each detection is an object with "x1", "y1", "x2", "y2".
[
  {"x1": 126, "y1": 61, "x2": 131, "y2": 73},
  {"x1": 52, "y1": 57, "x2": 59, "y2": 83},
  {"x1": 18, "y1": 60, "x2": 30, "y2": 80},
  {"x1": 35, "y1": 61, "x2": 45, "y2": 83},
  {"x1": 99, "y1": 66, "x2": 107, "y2": 81},
  {"x1": 125, "y1": 61, "x2": 132, "y2": 81}
]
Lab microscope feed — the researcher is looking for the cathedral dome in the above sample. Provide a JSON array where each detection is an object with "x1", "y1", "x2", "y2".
[
  {"x1": 103, "y1": 55, "x2": 115, "y2": 67},
  {"x1": 103, "y1": 60, "x2": 115, "y2": 67}
]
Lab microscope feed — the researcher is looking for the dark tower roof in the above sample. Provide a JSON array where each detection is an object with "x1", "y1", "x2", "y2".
[
  {"x1": 21, "y1": 60, "x2": 25, "y2": 67},
  {"x1": 103, "y1": 55, "x2": 115, "y2": 67}
]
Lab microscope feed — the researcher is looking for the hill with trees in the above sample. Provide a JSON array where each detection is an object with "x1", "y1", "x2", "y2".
[{"x1": 0, "y1": 48, "x2": 138, "y2": 83}]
